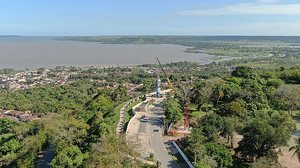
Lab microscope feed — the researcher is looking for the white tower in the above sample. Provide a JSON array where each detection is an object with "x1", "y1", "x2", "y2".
[{"x1": 156, "y1": 75, "x2": 161, "y2": 97}]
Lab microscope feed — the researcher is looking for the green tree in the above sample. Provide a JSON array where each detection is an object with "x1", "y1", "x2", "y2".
[
  {"x1": 175, "y1": 84, "x2": 192, "y2": 109},
  {"x1": 88, "y1": 95, "x2": 114, "y2": 114},
  {"x1": 0, "y1": 119, "x2": 17, "y2": 134},
  {"x1": 237, "y1": 111, "x2": 295, "y2": 162},
  {"x1": 211, "y1": 84, "x2": 224, "y2": 108},
  {"x1": 205, "y1": 142, "x2": 233, "y2": 168},
  {"x1": 231, "y1": 66, "x2": 255, "y2": 79},
  {"x1": 197, "y1": 115, "x2": 234, "y2": 146},
  {"x1": 274, "y1": 85, "x2": 300, "y2": 116},
  {"x1": 85, "y1": 136, "x2": 141, "y2": 168},
  {"x1": 110, "y1": 85, "x2": 128, "y2": 103},
  {"x1": 163, "y1": 97, "x2": 183, "y2": 124},
  {"x1": 266, "y1": 79, "x2": 283, "y2": 89},
  {"x1": 185, "y1": 128, "x2": 207, "y2": 164},
  {"x1": 50, "y1": 145, "x2": 88, "y2": 168},
  {"x1": 191, "y1": 81, "x2": 213, "y2": 111},
  {"x1": 217, "y1": 100, "x2": 246, "y2": 117}
]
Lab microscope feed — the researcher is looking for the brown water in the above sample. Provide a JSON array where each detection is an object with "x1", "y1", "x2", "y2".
[{"x1": 0, "y1": 38, "x2": 213, "y2": 69}]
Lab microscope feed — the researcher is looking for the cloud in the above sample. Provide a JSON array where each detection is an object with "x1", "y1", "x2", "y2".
[
  {"x1": 178, "y1": 3, "x2": 300, "y2": 16},
  {"x1": 257, "y1": 0, "x2": 281, "y2": 3}
]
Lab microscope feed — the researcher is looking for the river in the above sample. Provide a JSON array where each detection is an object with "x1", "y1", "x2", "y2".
[{"x1": 0, "y1": 37, "x2": 214, "y2": 69}]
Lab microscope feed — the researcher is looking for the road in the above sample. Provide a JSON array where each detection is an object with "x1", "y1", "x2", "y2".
[
  {"x1": 126, "y1": 89, "x2": 179, "y2": 168},
  {"x1": 147, "y1": 103, "x2": 179, "y2": 168}
]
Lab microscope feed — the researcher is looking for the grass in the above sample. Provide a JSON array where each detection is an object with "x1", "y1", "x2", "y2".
[
  {"x1": 125, "y1": 99, "x2": 142, "y2": 123},
  {"x1": 189, "y1": 103, "x2": 214, "y2": 122},
  {"x1": 112, "y1": 101, "x2": 127, "y2": 130}
]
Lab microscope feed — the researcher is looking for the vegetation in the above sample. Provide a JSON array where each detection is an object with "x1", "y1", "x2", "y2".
[
  {"x1": 0, "y1": 79, "x2": 136, "y2": 167},
  {"x1": 163, "y1": 97, "x2": 183, "y2": 124},
  {"x1": 169, "y1": 65, "x2": 300, "y2": 167}
]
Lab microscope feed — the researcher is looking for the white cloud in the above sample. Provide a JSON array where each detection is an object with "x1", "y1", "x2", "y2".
[
  {"x1": 178, "y1": 3, "x2": 300, "y2": 16},
  {"x1": 257, "y1": 0, "x2": 281, "y2": 3}
]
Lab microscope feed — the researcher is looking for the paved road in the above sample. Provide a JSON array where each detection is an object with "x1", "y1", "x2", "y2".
[
  {"x1": 126, "y1": 90, "x2": 178, "y2": 168},
  {"x1": 147, "y1": 103, "x2": 179, "y2": 168}
]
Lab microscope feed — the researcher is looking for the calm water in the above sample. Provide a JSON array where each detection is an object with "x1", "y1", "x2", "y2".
[{"x1": 0, "y1": 37, "x2": 213, "y2": 69}]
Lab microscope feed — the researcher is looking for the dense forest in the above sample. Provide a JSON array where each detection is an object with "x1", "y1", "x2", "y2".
[
  {"x1": 0, "y1": 79, "x2": 152, "y2": 167},
  {"x1": 1, "y1": 59, "x2": 300, "y2": 167},
  {"x1": 163, "y1": 66, "x2": 300, "y2": 167}
]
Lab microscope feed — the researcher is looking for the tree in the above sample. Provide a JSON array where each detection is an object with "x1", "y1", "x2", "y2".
[
  {"x1": 0, "y1": 138, "x2": 21, "y2": 156},
  {"x1": 175, "y1": 84, "x2": 192, "y2": 109},
  {"x1": 217, "y1": 100, "x2": 246, "y2": 117},
  {"x1": 205, "y1": 142, "x2": 233, "y2": 168},
  {"x1": 50, "y1": 145, "x2": 88, "y2": 168},
  {"x1": 266, "y1": 79, "x2": 283, "y2": 89},
  {"x1": 274, "y1": 85, "x2": 300, "y2": 116},
  {"x1": 279, "y1": 67, "x2": 300, "y2": 84},
  {"x1": 0, "y1": 119, "x2": 17, "y2": 134},
  {"x1": 163, "y1": 97, "x2": 183, "y2": 124},
  {"x1": 183, "y1": 128, "x2": 218, "y2": 168},
  {"x1": 190, "y1": 81, "x2": 213, "y2": 111},
  {"x1": 231, "y1": 66, "x2": 255, "y2": 79},
  {"x1": 186, "y1": 128, "x2": 207, "y2": 164},
  {"x1": 237, "y1": 120, "x2": 275, "y2": 161},
  {"x1": 220, "y1": 82, "x2": 243, "y2": 104},
  {"x1": 237, "y1": 111, "x2": 295, "y2": 162},
  {"x1": 85, "y1": 136, "x2": 142, "y2": 168},
  {"x1": 88, "y1": 95, "x2": 114, "y2": 114},
  {"x1": 196, "y1": 115, "x2": 234, "y2": 145},
  {"x1": 289, "y1": 138, "x2": 300, "y2": 161},
  {"x1": 110, "y1": 85, "x2": 127, "y2": 103},
  {"x1": 211, "y1": 84, "x2": 224, "y2": 108}
]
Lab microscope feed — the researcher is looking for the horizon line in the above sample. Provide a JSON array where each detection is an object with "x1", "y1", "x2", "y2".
[{"x1": 1, "y1": 34, "x2": 300, "y2": 37}]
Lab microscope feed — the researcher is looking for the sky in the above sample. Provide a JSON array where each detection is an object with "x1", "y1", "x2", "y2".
[{"x1": 0, "y1": 0, "x2": 300, "y2": 36}]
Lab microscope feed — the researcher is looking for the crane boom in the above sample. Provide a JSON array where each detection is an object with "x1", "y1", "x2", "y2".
[{"x1": 155, "y1": 57, "x2": 173, "y2": 89}]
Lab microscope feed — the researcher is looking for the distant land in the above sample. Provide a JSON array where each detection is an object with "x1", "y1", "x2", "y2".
[
  {"x1": 58, "y1": 35, "x2": 300, "y2": 44},
  {"x1": 0, "y1": 35, "x2": 21, "y2": 38}
]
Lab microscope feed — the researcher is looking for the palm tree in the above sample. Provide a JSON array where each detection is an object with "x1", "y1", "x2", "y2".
[
  {"x1": 212, "y1": 85, "x2": 224, "y2": 108},
  {"x1": 289, "y1": 137, "x2": 300, "y2": 161},
  {"x1": 175, "y1": 84, "x2": 192, "y2": 109}
]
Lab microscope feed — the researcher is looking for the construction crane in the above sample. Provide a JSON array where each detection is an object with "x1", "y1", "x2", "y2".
[
  {"x1": 155, "y1": 57, "x2": 191, "y2": 130},
  {"x1": 155, "y1": 57, "x2": 173, "y2": 90}
]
